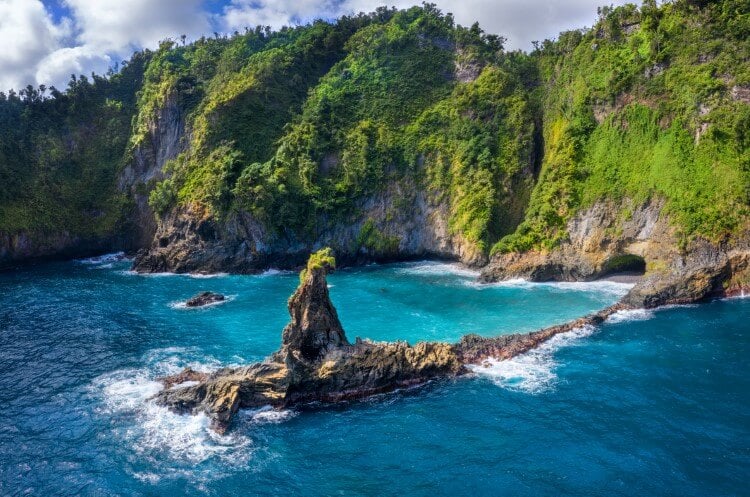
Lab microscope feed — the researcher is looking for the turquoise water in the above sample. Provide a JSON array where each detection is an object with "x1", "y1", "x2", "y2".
[{"x1": 0, "y1": 256, "x2": 748, "y2": 495}]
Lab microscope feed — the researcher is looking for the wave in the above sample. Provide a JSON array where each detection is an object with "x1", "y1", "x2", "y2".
[
  {"x1": 118, "y1": 270, "x2": 229, "y2": 279},
  {"x1": 607, "y1": 308, "x2": 655, "y2": 323},
  {"x1": 258, "y1": 268, "x2": 294, "y2": 277},
  {"x1": 168, "y1": 295, "x2": 236, "y2": 310},
  {"x1": 90, "y1": 348, "x2": 268, "y2": 484},
  {"x1": 77, "y1": 251, "x2": 127, "y2": 265},
  {"x1": 397, "y1": 261, "x2": 480, "y2": 278},
  {"x1": 240, "y1": 405, "x2": 297, "y2": 425},
  {"x1": 469, "y1": 278, "x2": 634, "y2": 297},
  {"x1": 468, "y1": 325, "x2": 596, "y2": 394}
]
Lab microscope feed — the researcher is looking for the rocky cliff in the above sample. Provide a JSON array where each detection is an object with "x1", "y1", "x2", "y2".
[
  {"x1": 480, "y1": 199, "x2": 750, "y2": 307},
  {"x1": 132, "y1": 176, "x2": 489, "y2": 274}
]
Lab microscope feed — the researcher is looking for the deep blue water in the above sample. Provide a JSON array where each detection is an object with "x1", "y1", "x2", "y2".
[{"x1": 0, "y1": 256, "x2": 748, "y2": 496}]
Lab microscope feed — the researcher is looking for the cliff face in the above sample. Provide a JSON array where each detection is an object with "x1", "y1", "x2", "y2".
[
  {"x1": 132, "y1": 176, "x2": 489, "y2": 273},
  {"x1": 481, "y1": 198, "x2": 750, "y2": 307},
  {"x1": 118, "y1": 91, "x2": 186, "y2": 251}
]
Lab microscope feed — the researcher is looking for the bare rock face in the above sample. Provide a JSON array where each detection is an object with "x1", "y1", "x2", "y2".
[
  {"x1": 277, "y1": 262, "x2": 348, "y2": 364},
  {"x1": 481, "y1": 198, "x2": 750, "y2": 307}
]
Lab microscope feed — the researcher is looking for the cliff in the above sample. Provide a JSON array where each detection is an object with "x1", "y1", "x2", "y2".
[{"x1": 1, "y1": 2, "x2": 748, "y2": 288}]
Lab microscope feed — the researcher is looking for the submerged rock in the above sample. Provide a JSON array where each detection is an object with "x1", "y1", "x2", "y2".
[{"x1": 185, "y1": 291, "x2": 225, "y2": 307}]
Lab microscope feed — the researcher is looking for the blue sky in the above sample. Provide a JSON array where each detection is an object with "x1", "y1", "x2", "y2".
[{"x1": 0, "y1": 0, "x2": 629, "y2": 92}]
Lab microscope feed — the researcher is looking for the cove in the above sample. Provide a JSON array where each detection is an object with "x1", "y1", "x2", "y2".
[{"x1": 0, "y1": 256, "x2": 748, "y2": 495}]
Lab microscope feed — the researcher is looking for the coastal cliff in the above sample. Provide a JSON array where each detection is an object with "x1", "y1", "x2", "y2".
[{"x1": 1, "y1": 1, "x2": 747, "y2": 301}]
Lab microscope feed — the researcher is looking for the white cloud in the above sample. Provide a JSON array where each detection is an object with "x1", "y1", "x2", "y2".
[
  {"x1": 0, "y1": 0, "x2": 630, "y2": 92},
  {"x1": 34, "y1": 45, "x2": 110, "y2": 89},
  {"x1": 64, "y1": 0, "x2": 210, "y2": 52},
  {"x1": 224, "y1": 0, "x2": 630, "y2": 50},
  {"x1": 0, "y1": 0, "x2": 210, "y2": 91},
  {"x1": 0, "y1": 0, "x2": 70, "y2": 91},
  {"x1": 222, "y1": 0, "x2": 342, "y2": 30}
]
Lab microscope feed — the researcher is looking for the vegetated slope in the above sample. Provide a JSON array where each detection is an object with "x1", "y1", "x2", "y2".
[
  {"x1": 0, "y1": 1, "x2": 748, "y2": 299},
  {"x1": 133, "y1": 5, "x2": 538, "y2": 272},
  {"x1": 0, "y1": 54, "x2": 148, "y2": 263},
  {"x1": 481, "y1": 0, "x2": 750, "y2": 306}
]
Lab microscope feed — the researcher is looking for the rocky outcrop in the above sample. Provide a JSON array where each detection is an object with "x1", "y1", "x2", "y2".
[
  {"x1": 481, "y1": 198, "x2": 750, "y2": 308},
  {"x1": 623, "y1": 242, "x2": 750, "y2": 308},
  {"x1": 133, "y1": 178, "x2": 488, "y2": 274},
  {"x1": 154, "y1": 250, "x2": 464, "y2": 431},
  {"x1": 455, "y1": 303, "x2": 629, "y2": 364},
  {"x1": 481, "y1": 199, "x2": 670, "y2": 282},
  {"x1": 185, "y1": 291, "x2": 225, "y2": 307},
  {"x1": 153, "y1": 250, "x2": 643, "y2": 433}
]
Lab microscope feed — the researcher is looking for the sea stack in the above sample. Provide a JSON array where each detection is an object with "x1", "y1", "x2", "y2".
[{"x1": 154, "y1": 248, "x2": 633, "y2": 432}]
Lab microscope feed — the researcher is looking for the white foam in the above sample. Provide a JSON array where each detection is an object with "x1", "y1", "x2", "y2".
[
  {"x1": 468, "y1": 325, "x2": 596, "y2": 394},
  {"x1": 258, "y1": 268, "x2": 293, "y2": 277},
  {"x1": 242, "y1": 406, "x2": 297, "y2": 425},
  {"x1": 78, "y1": 252, "x2": 126, "y2": 265},
  {"x1": 168, "y1": 295, "x2": 235, "y2": 310},
  {"x1": 471, "y1": 278, "x2": 633, "y2": 297},
  {"x1": 187, "y1": 272, "x2": 228, "y2": 279},
  {"x1": 118, "y1": 270, "x2": 228, "y2": 279},
  {"x1": 607, "y1": 308, "x2": 654, "y2": 323},
  {"x1": 91, "y1": 350, "x2": 255, "y2": 484},
  {"x1": 398, "y1": 261, "x2": 480, "y2": 278}
]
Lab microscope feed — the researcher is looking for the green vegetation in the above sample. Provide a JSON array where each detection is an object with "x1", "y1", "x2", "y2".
[
  {"x1": 493, "y1": 0, "x2": 750, "y2": 253},
  {"x1": 355, "y1": 219, "x2": 401, "y2": 255},
  {"x1": 1, "y1": 1, "x2": 748, "y2": 260},
  {"x1": 300, "y1": 247, "x2": 337, "y2": 282},
  {"x1": 0, "y1": 53, "x2": 148, "y2": 236}
]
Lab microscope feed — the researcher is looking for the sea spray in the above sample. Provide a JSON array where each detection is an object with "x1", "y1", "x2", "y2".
[{"x1": 467, "y1": 325, "x2": 597, "y2": 393}]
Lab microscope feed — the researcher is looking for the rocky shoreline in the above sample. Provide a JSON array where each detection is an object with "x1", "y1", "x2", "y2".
[{"x1": 153, "y1": 249, "x2": 644, "y2": 433}]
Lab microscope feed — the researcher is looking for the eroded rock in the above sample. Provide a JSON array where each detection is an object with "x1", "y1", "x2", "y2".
[{"x1": 185, "y1": 291, "x2": 225, "y2": 307}]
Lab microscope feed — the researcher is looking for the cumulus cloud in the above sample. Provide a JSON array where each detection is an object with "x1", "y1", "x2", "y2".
[
  {"x1": 0, "y1": 0, "x2": 70, "y2": 91},
  {"x1": 65, "y1": 0, "x2": 210, "y2": 52},
  {"x1": 0, "y1": 0, "x2": 209, "y2": 91},
  {"x1": 0, "y1": 0, "x2": 629, "y2": 92},
  {"x1": 223, "y1": 0, "x2": 631, "y2": 50}
]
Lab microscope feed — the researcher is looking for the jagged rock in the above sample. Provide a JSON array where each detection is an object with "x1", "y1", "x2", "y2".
[
  {"x1": 185, "y1": 291, "x2": 225, "y2": 307},
  {"x1": 623, "y1": 246, "x2": 750, "y2": 308},
  {"x1": 160, "y1": 368, "x2": 207, "y2": 389},
  {"x1": 276, "y1": 253, "x2": 348, "y2": 364},
  {"x1": 154, "y1": 249, "x2": 465, "y2": 432},
  {"x1": 151, "y1": 249, "x2": 640, "y2": 433}
]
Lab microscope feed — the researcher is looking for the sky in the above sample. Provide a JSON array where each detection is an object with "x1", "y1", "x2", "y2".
[{"x1": 0, "y1": 0, "x2": 630, "y2": 92}]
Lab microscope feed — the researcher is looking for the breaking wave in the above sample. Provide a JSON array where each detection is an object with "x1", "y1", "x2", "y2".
[
  {"x1": 90, "y1": 347, "x2": 293, "y2": 485},
  {"x1": 468, "y1": 325, "x2": 597, "y2": 394}
]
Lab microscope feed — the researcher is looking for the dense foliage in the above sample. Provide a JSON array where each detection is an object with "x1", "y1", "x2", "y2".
[
  {"x1": 0, "y1": 54, "x2": 147, "y2": 236},
  {"x1": 493, "y1": 0, "x2": 750, "y2": 253},
  {"x1": 1, "y1": 1, "x2": 748, "y2": 258}
]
